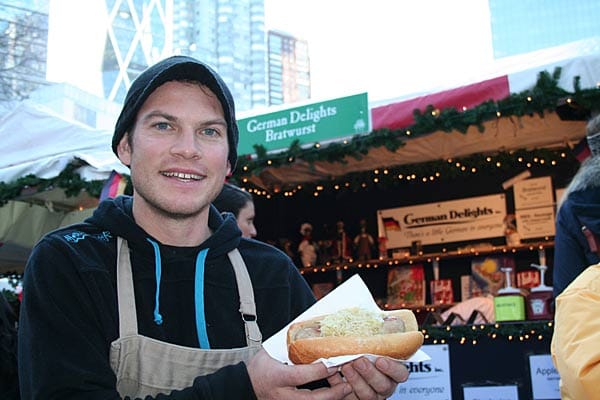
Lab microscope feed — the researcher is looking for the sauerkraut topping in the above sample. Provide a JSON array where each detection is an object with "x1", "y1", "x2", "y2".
[{"x1": 320, "y1": 307, "x2": 383, "y2": 337}]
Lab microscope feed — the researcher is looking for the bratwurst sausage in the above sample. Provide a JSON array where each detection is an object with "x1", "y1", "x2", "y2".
[{"x1": 287, "y1": 307, "x2": 424, "y2": 364}]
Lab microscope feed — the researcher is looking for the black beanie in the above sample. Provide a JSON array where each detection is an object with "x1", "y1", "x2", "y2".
[{"x1": 112, "y1": 55, "x2": 239, "y2": 171}]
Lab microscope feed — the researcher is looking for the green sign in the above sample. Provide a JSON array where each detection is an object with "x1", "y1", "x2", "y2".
[{"x1": 237, "y1": 93, "x2": 369, "y2": 156}]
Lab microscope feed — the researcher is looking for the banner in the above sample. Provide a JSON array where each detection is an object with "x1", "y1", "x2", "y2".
[
  {"x1": 378, "y1": 194, "x2": 507, "y2": 249},
  {"x1": 237, "y1": 93, "x2": 369, "y2": 155}
]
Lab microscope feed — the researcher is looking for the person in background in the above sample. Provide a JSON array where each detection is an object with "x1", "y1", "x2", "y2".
[
  {"x1": 298, "y1": 223, "x2": 318, "y2": 267},
  {"x1": 18, "y1": 55, "x2": 409, "y2": 399},
  {"x1": 553, "y1": 113, "x2": 600, "y2": 297},
  {"x1": 0, "y1": 290, "x2": 19, "y2": 400},
  {"x1": 213, "y1": 182, "x2": 257, "y2": 238}
]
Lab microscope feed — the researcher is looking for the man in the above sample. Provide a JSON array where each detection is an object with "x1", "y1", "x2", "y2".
[{"x1": 18, "y1": 55, "x2": 409, "y2": 399}]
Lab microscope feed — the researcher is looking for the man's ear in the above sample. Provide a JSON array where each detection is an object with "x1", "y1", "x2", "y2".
[
  {"x1": 226, "y1": 160, "x2": 232, "y2": 177},
  {"x1": 117, "y1": 133, "x2": 132, "y2": 166}
]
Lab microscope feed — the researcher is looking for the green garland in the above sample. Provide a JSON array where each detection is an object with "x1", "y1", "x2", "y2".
[
  {"x1": 422, "y1": 320, "x2": 554, "y2": 344},
  {"x1": 0, "y1": 161, "x2": 130, "y2": 207},
  {"x1": 234, "y1": 67, "x2": 599, "y2": 188},
  {"x1": 0, "y1": 67, "x2": 597, "y2": 205}
]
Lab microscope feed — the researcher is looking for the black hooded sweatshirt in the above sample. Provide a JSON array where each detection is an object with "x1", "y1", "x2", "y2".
[{"x1": 18, "y1": 196, "x2": 316, "y2": 399}]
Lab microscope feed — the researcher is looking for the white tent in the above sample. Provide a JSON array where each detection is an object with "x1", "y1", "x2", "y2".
[
  {"x1": 0, "y1": 101, "x2": 127, "y2": 185},
  {"x1": 0, "y1": 101, "x2": 128, "y2": 272}
]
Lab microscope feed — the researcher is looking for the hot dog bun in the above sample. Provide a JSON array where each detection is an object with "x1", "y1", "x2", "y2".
[{"x1": 287, "y1": 307, "x2": 424, "y2": 364}]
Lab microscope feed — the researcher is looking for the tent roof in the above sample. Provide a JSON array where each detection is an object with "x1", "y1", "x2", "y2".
[
  {"x1": 0, "y1": 101, "x2": 129, "y2": 210},
  {"x1": 237, "y1": 49, "x2": 600, "y2": 192}
]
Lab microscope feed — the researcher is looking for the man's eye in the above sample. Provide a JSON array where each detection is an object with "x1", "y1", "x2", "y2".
[
  {"x1": 202, "y1": 128, "x2": 219, "y2": 136},
  {"x1": 154, "y1": 122, "x2": 171, "y2": 130}
]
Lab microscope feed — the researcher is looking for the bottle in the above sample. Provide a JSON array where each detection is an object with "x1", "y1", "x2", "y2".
[
  {"x1": 494, "y1": 267, "x2": 526, "y2": 322},
  {"x1": 525, "y1": 263, "x2": 554, "y2": 320}
]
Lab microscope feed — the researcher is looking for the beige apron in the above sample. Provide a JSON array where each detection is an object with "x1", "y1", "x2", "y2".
[{"x1": 109, "y1": 237, "x2": 262, "y2": 398}]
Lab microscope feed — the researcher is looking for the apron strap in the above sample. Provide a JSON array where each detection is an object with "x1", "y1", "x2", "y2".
[
  {"x1": 228, "y1": 249, "x2": 262, "y2": 347},
  {"x1": 116, "y1": 237, "x2": 139, "y2": 337}
]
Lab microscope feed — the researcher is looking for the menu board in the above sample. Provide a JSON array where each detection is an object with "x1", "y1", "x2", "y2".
[{"x1": 513, "y1": 177, "x2": 556, "y2": 239}]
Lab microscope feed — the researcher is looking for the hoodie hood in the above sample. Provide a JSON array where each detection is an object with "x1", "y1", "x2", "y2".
[
  {"x1": 560, "y1": 156, "x2": 600, "y2": 233},
  {"x1": 566, "y1": 190, "x2": 600, "y2": 234},
  {"x1": 86, "y1": 196, "x2": 242, "y2": 257}
]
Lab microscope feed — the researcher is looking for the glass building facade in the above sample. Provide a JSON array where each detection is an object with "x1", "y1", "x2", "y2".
[
  {"x1": 0, "y1": 0, "x2": 49, "y2": 102},
  {"x1": 172, "y1": 0, "x2": 267, "y2": 111},
  {"x1": 102, "y1": 0, "x2": 173, "y2": 103},
  {"x1": 267, "y1": 30, "x2": 310, "y2": 106}
]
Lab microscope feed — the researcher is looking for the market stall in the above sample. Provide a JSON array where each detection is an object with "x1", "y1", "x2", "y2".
[
  {"x1": 231, "y1": 50, "x2": 598, "y2": 399},
  {"x1": 0, "y1": 102, "x2": 128, "y2": 272}
]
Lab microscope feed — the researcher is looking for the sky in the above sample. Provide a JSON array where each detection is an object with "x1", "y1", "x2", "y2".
[{"x1": 263, "y1": 0, "x2": 495, "y2": 104}]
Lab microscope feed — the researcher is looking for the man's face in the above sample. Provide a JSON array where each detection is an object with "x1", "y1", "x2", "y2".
[{"x1": 117, "y1": 80, "x2": 231, "y2": 220}]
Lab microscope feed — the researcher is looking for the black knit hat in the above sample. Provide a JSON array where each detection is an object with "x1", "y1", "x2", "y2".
[{"x1": 112, "y1": 55, "x2": 239, "y2": 171}]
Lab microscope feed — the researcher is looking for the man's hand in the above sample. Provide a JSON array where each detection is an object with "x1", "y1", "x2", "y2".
[
  {"x1": 327, "y1": 357, "x2": 409, "y2": 400},
  {"x1": 248, "y1": 348, "x2": 353, "y2": 400}
]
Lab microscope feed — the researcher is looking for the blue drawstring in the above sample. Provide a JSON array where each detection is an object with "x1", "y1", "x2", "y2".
[
  {"x1": 194, "y1": 249, "x2": 210, "y2": 348},
  {"x1": 144, "y1": 238, "x2": 209, "y2": 348},
  {"x1": 146, "y1": 238, "x2": 163, "y2": 325}
]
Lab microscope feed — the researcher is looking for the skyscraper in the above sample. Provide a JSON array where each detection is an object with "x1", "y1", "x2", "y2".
[
  {"x1": 173, "y1": 0, "x2": 267, "y2": 111},
  {"x1": 102, "y1": 0, "x2": 173, "y2": 103},
  {"x1": 267, "y1": 30, "x2": 310, "y2": 106}
]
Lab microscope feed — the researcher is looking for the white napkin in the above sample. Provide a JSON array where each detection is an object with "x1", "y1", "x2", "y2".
[{"x1": 263, "y1": 273, "x2": 430, "y2": 367}]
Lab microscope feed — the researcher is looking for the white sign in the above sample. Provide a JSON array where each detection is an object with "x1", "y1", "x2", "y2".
[
  {"x1": 515, "y1": 206, "x2": 556, "y2": 239},
  {"x1": 529, "y1": 354, "x2": 560, "y2": 399},
  {"x1": 390, "y1": 344, "x2": 452, "y2": 400},
  {"x1": 463, "y1": 385, "x2": 518, "y2": 400},
  {"x1": 513, "y1": 176, "x2": 554, "y2": 210},
  {"x1": 378, "y1": 194, "x2": 507, "y2": 249}
]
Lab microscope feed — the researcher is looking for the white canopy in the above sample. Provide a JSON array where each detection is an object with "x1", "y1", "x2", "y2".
[
  {"x1": 0, "y1": 101, "x2": 127, "y2": 184},
  {"x1": 0, "y1": 101, "x2": 128, "y2": 272}
]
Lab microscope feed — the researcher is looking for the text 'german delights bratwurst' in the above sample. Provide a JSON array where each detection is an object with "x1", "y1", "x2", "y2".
[{"x1": 287, "y1": 307, "x2": 424, "y2": 364}]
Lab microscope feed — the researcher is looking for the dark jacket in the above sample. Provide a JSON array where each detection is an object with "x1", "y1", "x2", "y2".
[
  {"x1": 18, "y1": 196, "x2": 316, "y2": 399},
  {"x1": 553, "y1": 156, "x2": 600, "y2": 297},
  {"x1": 0, "y1": 291, "x2": 19, "y2": 400}
]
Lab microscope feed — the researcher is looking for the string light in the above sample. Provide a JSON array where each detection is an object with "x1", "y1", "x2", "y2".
[{"x1": 419, "y1": 321, "x2": 553, "y2": 345}]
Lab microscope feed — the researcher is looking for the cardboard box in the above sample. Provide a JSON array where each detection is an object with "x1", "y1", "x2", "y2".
[
  {"x1": 430, "y1": 279, "x2": 454, "y2": 305},
  {"x1": 387, "y1": 264, "x2": 426, "y2": 307}
]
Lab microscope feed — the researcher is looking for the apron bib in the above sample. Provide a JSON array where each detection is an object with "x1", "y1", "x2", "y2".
[{"x1": 110, "y1": 238, "x2": 262, "y2": 398}]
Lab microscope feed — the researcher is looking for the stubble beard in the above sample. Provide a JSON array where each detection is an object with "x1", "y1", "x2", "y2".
[{"x1": 132, "y1": 175, "x2": 209, "y2": 221}]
